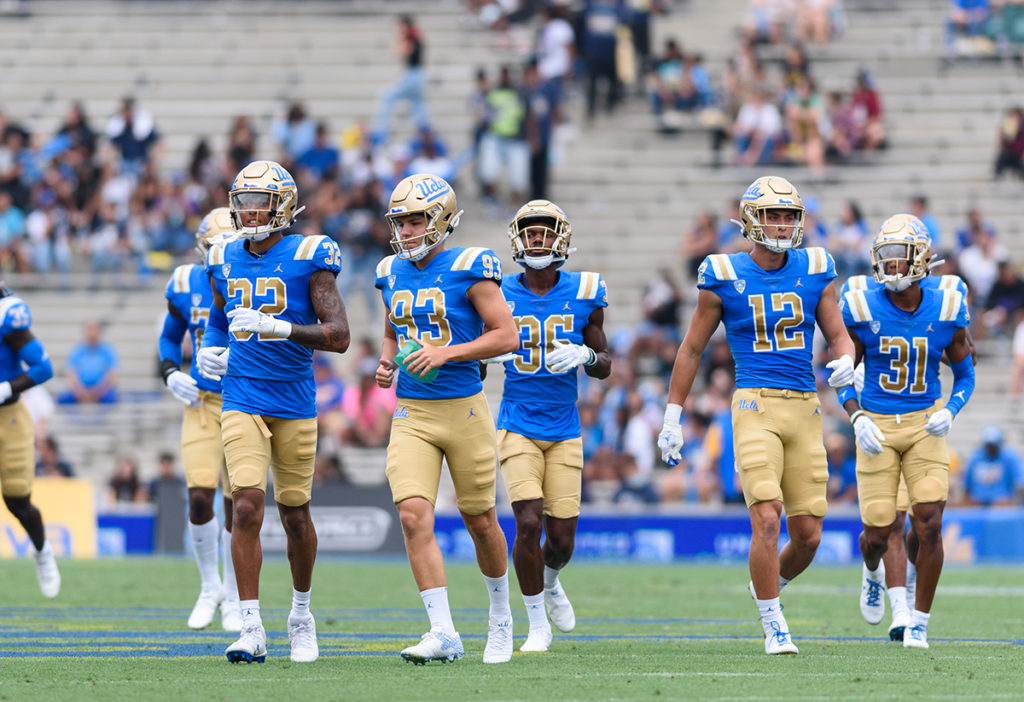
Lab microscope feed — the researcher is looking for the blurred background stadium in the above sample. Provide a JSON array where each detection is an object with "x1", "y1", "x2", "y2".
[{"x1": 2, "y1": 0, "x2": 1023, "y2": 562}]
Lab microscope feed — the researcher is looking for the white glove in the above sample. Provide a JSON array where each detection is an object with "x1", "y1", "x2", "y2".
[
  {"x1": 924, "y1": 408, "x2": 953, "y2": 437},
  {"x1": 853, "y1": 413, "x2": 886, "y2": 456},
  {"x1": 0, "y1": 381, "x2": 11, "y2": 404},
  {"x1": 165, "y1": 370, "x2": 199, "y2": 405},
  {"x1": 826, "y1": 354, "x2": 856, "y2": 388},
  {"x1": 546, "y1": 339, "x2": 596, "y2": 373},
  {"x1": 227, "y1": 307, "x2": 292, "y2": 338},
  {"x1": 658, "y1": 403, "x2": 684, "y2": 466},
  {"x1": 482, "y1": 352, "x2": 517, "y2": 364},
  {"x1": 196, "y1": 346, "x2": 230, "y2": 381},
  {"x1": 853, "y1": 362, "x2": 865, "y2": 395}
]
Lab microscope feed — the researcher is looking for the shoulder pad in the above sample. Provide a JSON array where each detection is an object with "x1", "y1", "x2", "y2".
[
  {"x1": 805, "y1": 247, "x2": 831, "y2": 275},
  {"x1": 169, "y1": 264, "x2": 195, "y2": 294},
  {"x1": 939, "y1": 289, "x2": 964, "y2": 322},
  {"x1": 843, "y1": 289, "x2": 873, "y2": 322},
  {"x1": 846, "y1": 275, "x2": 870, "y2": 291},
  {"x1": 375, "y1": 255, "x2": 396, "y2": 279},
  {"x1": 207, "y1": 242, "x2": 227, "y2": 267},
  {"x1": 706, "y1": 254, "x2": 738, "y2": 281},
  {"x1": 576, "y1": 272, "x2": 604, "y2": 300},
  {"x1": 940, "y1": 274, "x2": 968, "y2": 295},
  {"x1": 294, "y1": 234, "x2": 329, "y2": 261}
]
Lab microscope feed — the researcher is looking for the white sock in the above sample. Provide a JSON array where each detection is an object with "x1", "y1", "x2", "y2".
[
  {"x1": 240, "y1": 599, "x2": 261, "y2": 628},
  {"x1": 221, "y1": 529, "x2": 238, "y2": 600},
  {"x1": 188, "y1": 517, "x2": 222, "y2": 593},
  {"x1": 522, "y1": 592, "x2": 549, "y2": 633},
  {"x1": 483, "y1": 572, "x2": 511, "y2": 617},
  {"x1": 543, "y1": 565, "x2": 561, "y2": 592},
  {"x1": 421, "y1": 586, "x2": 456, "y2": 634},
  {"x1": 756, "y1": 597, "x2": 784, "y2": 623},
  {"x1": 779, "y1": 575, "x2": 791, "y2": 591},
  {"x1": 290, "y1": 588, "x2": 311, "y2": 620},
  {"x1": 865, "y1": 562, "x2": 883, "y2": 580},
  {"x1": 35, "y1": 541, "x2": 53, "y2": 559},
  {"x1": 888, "y1": 586, "x2": 908, "y2": 613},
  {"x1": 906, "y1": 560, "x2": 917, "y2": 585},
  {"x1": 911, "y1": 609, "x2": 930, "y2": 628}
]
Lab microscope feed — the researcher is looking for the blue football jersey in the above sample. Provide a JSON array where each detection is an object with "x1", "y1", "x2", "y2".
[
  {"x1": 0, "y1": 295, "x2": 34, "y2": 384},
  {"x1": 206, "y1": 233, "x2": 342, "y2": 418},
  {"x1": 165, "y1": 264, "x2": 222, "y2": 394},
  {"x1": 841, "y1": 273, "x2": 968, "y2": 298},
  {"x1": 842, "y1": 284, "x2": 970, "y2": 413},
  {"x1": 496, "y1": 270, "x2": 608, "y2": 441},
  {"x1": 698, "y1": 248, "x2": 836, "y2": 392},
  {"x1": 374, "y1": 247, "x2": 503, "y2": 400}
]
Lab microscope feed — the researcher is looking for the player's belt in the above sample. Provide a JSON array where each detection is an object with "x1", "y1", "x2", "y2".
[{"x1": 756, "y1": 388, "x2": 816, "y2": 399}]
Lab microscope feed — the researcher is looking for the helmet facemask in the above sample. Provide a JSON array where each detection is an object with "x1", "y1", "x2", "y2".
[
  {"x1": 510, "y1": 215, "x2": 572, "y2": 270},
  {"x1": 231, "y1": 190, "x2": 295, "y2": 241},
  {"x1": 872, "y1": 238, "x2": 930, "y2": 292},
  {"x1": 742, "y1": 205, "x2": 804, "y2": 253}
]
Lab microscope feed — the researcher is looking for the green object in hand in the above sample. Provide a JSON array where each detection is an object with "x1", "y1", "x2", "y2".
[{"x1": 394, "y1": 338, "x2": 439, "y2": 383}]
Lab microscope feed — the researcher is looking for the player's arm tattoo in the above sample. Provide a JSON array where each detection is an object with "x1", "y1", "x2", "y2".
[
  {"x1": 582, "y1": 307, "x2": 612, "y2": 379},
  {"x1": 290, "y1": 269, "x2": 351, "y2": 353}
]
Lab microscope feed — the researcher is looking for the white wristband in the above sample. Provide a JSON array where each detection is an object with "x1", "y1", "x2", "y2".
[
  {"x1": 664, "y1": 402, "x2": 683, "y2": 426},
  {"x1": 274, "y1": 319, "x2": 293, "y2": 338}
]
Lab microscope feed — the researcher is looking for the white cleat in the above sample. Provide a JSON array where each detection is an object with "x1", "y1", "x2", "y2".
[
  {"x1": 903, "y1": 624, "x2": 929, "y2": 649},
  {"x1": 188, "y1": 589, "x2": 223, "y2": 630},
  {"x1": 33, "y1": 544, "x2": 60, "y2": 599},
  {"x1": 483, "y1": 615, "x2": 513, "y2": 663},
  {"x1": 519, "y1": 627, "x2": 553, "y2": 653},
  {"x1": 762, "y1": 619, "x2": 799, "y2": 655},
  {"x1": 400, "y1": 630, "x2": 464, "y2": 664},
  {"x1": 544, "y1": 586, "x2": 576, "y2": 633},
  {"x1": 859, "y1": 563, "x2": 886, "y2": 625},
  {"x1": 288, "y1": 613, "x2": 319, "y2": 662},
  {"x1": 225, "y1": 623, "x2": 267, "y2": 663},
  {"x1": 220, "y1": 597, "x2": 242, "y2": 632},
  {"x1": 888, "y1": 608, "x2": 910, "y2": 642}
]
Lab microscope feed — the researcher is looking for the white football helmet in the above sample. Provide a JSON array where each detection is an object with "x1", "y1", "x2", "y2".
[
  {"x1": 737, "y1": 176, "x2": 805, "y2": 252},
  {"x1": 195, "y1": 207, "x2": 237, "y2": 258},
  {"x1": 871, "y1": 214, "x2": 932, "y2": 292},
  {"x1": 508, "y1": 200, "x2": 573, "y2": 270},
  {"x1": 228, "y1": 160, "x2": 304, "y2": 241},
  {"x1": 385, "y1": 174, "x2": 462, "y2": 261}
]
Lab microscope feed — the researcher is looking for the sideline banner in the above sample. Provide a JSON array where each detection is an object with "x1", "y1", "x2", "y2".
[{"x1": 0, "y1": 477, "x2": 96, "y2": 558}]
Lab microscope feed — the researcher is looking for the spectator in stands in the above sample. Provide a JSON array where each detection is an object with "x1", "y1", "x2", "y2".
[
  {"x1": 58, "y1": 320, "x2": 118, "y2": 404},
  {"x1": 780, "y1": 42, "x2": 810, "y2": 90},
  {"x1": 980, "y1": 260, "x2": 1024, "y2": 338},
  {"x1": 296, "y1": 122, "x2": 340, "y2": 185},
  {"x1": 825, "y1": 431, "x2": 857, "y2": 504},
  {"x1": 649, "y1": 38, "x2": 686, "y2": 126},
  {"x1": 479, "y1": 65, "x2": 529, "y2": 208},
  {"x1": 522, "y1": 59, "x2": 557, "y2": 200},
  {"x1": 580, "y1": 0, "x2": 626, "y2": 123},
  {"x1": 741, "y1": 0, "x2": 788, "y2": 45},
  {"x1": 57, "y1": 101, "x2": 96, "y2": 156},
  {"x1": 908, "y1": 194, "x2": 941, "y2": 250},
  {"x1": 955, "y1": 206, "x2": 999, "y2": 251},
  {"x1": 825, "y1": 90, "x2": 856, "y2": 161},
  {"x1": 469, "y1": 68, "x2": 492, "y2": 190},
  {"x1": 372, "y1": 15, "x2": 430, "y2": 142},
  {"x1": 106, "y1": 455, "x2": 146, "y2": 506},
  {"x1": 797, "y1": 0, "x2": 842, "y2": 44},
  {"x1": 800, "y1": 194, "x2": 829, "y2": 247},
  {"x1": 946, "y1": 0, "x2": 993, "y2": 55},
  {"x1": 961, "y1": 425, "x2": 1024, "y2": 506},
  {"x1": 959, "y1": 225, "x2": 1008, "y2": 308},
  {"x1": 716, "y1": 200, "x2": 743, "y2": 251},
  {"x1": 35, "y1": 435, "x2": 74, "y2": 478},
  {"x1": 24, "y1": 187, "x2": 72, "y2": 280},
  {"x1": 994, "y1": 106, "x2": 1024, "y2": 180},
  {"x1": 105, "y1": 97, "x2": 161, "y2": 176},
  {"x1": 342, "y1": 356, "x2": 397, "y2": 448},
  {"x1": 732, "y1": 87, "x2": 782, "y2": 166},
  {"x1": 147, "y1": 451, "x2": 186, "y2": 504},
  {"x1": 850, "y1": 68, "x2": 886, "y2": 151},
  {"x1": 642, "y1": 269, "x2": 683, "y2": 340},
  {"x1": 782, "y1": 75, "x2": 827, "y2": 177},
  {"x1": 272, "y1": 102, "x2": 317, "y2": 168},
  {"x1": 828, "y1": 200, "x2": 870, "y2": 278},
  {"x1": 226, "y1": 115, "x2": 257, "y2": 176},
  {"x1": 0, "y1": 189, "x2": 26, "y2": 271},
  {"x1": 313, "y1": 352, "x2": 346, "y2": 446},
  {"x1": 536, "y1": 2, "x2": 576, "y2": 108},
  {"x1": 682, "y1": 210, "x2": 719, "y2": 277}
]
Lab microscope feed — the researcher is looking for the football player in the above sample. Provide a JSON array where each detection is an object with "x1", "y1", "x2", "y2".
[
  {"x1": 0, "y1": 281, "x2": 60, "y2": 598},
  {"x1": 658, "y1": 176, "x2": 856, "y2": 655},
  {"x1": 197, "y1": 161, "x2": 351, "y2": 664},
  {"x1": 840, "y1": 213, "x2": 973, "y2": 641},
  {"x1": 838, "y1": 215, "x2": 974, "y2": 649},
  {"x1": 159, "y1": 207, "x2": 241, "y2": 632},
  {"x1": 483, "y1": 200, "x2": 611, "y2": 653},
  {"x1": 373, "y1": 174, "x2": 519, "y2": 664}
]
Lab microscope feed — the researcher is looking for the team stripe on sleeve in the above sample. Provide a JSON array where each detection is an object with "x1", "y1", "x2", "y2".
[
  {"x1": 451, "y1": 247, "x2": 485, "y2": 271},
  {"x1": 207, "y1": 244, "x2": 226, "y2": 267},
  {"x1": 171, "y1": 265, "x2": 193, "y2": 293},
  {"x1": 844, "y1": 290, "x2": 872, "y2": 322},
  {"x1": 577, "y1": 272, "x2": 600, "y2": 299},
  {"x1": 294, "y1": 235, "x2": 324, "y2": 261},
  {"x1": 807, "y1": 247, "x2": 828, "y2": 275},
  {"x1": 708, "y1": 254, "x2": 737, "y2": 281},
  {"x1": 848, "y1": 275, "x2": 868, "y2": 290},
  {"x1": 940, "y1": 290, "x2": 963, "y2": 321},
  {"x1": 375, "y1": 255, "x2": 395, "y2": 278}
]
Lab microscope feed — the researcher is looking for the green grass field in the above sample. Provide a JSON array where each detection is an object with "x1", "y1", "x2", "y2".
[{"x1": 0, "y1": 558, "x2": 1021, "y2": 701}]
